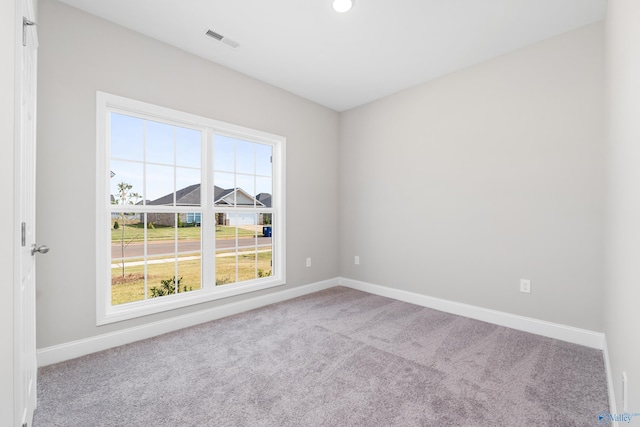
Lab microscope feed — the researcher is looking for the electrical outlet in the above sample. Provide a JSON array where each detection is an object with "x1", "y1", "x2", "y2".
[
  {"x1": 306, "y1": 257, "x2": 311, "y2": 268},
  {"x1": 354, "y1": 256, "x2": 360, "y2": 265},
  {"x1": 520, "y1": 279, "x2": 531, "y2": 293}
]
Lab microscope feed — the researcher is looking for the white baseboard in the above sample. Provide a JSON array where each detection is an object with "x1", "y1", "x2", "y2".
[
  {"x1": 38, "y1": 276, "x2": 606, "y2": 367},
  {"x1": 37, "y1": 278, "x2": 338, "y2": 367},
  {"x1": 338, "y1": 277, "x2": 604, "y2": 349}
]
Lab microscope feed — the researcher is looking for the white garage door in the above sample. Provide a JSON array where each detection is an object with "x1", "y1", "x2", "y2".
[{"x1": 228, "y1": 213, "x2": 257, "y2": 226}]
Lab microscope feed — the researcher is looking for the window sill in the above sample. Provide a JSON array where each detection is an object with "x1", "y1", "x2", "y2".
[{"x1": 97, "y1": 277, "x2": 286, "y2": 326}]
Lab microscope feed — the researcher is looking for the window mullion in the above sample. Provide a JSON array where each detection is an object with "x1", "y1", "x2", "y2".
[
  {"x1": 235, "y1": 220, "x2": 239, "y2": 284},
  {"x1": 144, "y1": 213, "x2": 148, "y2": 300},
  {"x1": 202, "y1": 128, "x2": 215, "y2": 290},
  {"x1": 174, "y1": 213, "x2": 178, "y2": 294},
  {"x1": 143, "y1": 120, "x2": 148, "y2": 205},
  {"x1": 143, "y1": 120, "x2": 148, "y2": 300},
  {"x1": 254, "y1": 145, "x2": 258, "y2": 278}
]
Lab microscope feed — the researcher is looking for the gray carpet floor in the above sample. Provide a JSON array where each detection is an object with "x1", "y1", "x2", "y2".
[{"x1": 33, "y1": 287, "x2": 608, "y2": 426}]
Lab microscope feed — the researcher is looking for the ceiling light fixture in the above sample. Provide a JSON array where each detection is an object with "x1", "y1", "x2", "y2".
[{"x1": 332, "y1": 0, "x2": 353, "y2": 13}]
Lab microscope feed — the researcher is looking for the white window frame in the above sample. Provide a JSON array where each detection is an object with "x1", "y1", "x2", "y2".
[{"x1": 96, "y1": 92, "x2": 286, "y2": 325}]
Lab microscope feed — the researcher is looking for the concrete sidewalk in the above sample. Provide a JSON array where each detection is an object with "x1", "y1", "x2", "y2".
[{"x1": 111, "y1": 249, "x2": 271, "y2": 269}]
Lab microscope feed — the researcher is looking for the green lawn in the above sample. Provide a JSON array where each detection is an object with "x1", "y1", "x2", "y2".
[
  {"x1": 111, "y1": 251, "x2": 272, "y2": 305},
  {"x1": 111, "y1": 223, "x2": 256, "y2": 243}
]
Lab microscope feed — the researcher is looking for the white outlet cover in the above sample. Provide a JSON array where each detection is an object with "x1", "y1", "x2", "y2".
[
  {"x1": 520, "y1": 279, "x2": 531, "y2": 293},
  {"x1": 354, "y1": 256, "x2": 360, "y2": 265},
  {"x1": 306, "y1": 257, "x2": 311, "y2": 268}
]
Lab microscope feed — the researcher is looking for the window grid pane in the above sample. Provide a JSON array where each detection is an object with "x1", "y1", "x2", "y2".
[{"x1": 109, "y1": 113, "x2": 204, "y2": 305}]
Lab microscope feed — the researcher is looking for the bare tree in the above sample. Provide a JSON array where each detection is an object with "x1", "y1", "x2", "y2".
[{"x1": 112, "y1": 182, "x2": 141, "y2": 277}]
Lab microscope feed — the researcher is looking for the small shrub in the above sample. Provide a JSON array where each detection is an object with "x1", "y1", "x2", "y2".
[
  {"x1": 113, "y1": 221, "x2": 119, "y2": 230},
  {"x1": 147, "y1": 221, "x2": 155, "y2": 229},
  {"x1": 258, "y1": 269, "x2": 272, "y2": 278},
  {"x1": 216, "y1": 277, "x2": 232, "y2": 286},
  {"x1": 150, "y1": 276, "x2": 192, "y2": 298}
]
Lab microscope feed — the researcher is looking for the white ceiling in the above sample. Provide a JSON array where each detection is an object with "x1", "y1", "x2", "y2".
[{"x1": 56, "y1": 0, "x2": 606, "y2": 112}]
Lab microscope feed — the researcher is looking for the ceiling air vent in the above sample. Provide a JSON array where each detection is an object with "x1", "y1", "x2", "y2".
[{"x1": 205, "y1": 29, "x2": 239, "y2": 49}]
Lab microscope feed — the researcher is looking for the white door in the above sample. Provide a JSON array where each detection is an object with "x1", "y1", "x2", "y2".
[{"x1": 15, "y1": 0, "x2": 39, "y2": 425}]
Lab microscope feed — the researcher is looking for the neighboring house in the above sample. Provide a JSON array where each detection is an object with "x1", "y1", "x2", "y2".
[
  {"x1": 142, "y1": 184, "x2": 270, "y2": 227},
  {"x1": 111, "y1": 198, "x2": 149, "y2": 220},
  {"x1": 256, "y1": 193, "x2": 272, "y2": 225},
  {"x1": 256, "y1": 193, "x2": 271, "y2": 208}
]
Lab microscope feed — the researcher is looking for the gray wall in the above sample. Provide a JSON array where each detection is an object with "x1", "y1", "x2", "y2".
[
  {"x1": 36, "y1": 0, "x2": 339, "y2": 348},
  {"x1": 604, "y1": 0, "x2": 640, "y2": 411},
  {"x1": 36, "y1": 0, "x2": 607, "y2": 351},
  {"x1": 29, "y1": 0, "x2": 640, "y2": 417},
  {"x1": 1, "y1": 1, "x2": 16, "y2": 423},
  {"x1": 339, "y1": 23, "x2": 605, "y2": 332}
]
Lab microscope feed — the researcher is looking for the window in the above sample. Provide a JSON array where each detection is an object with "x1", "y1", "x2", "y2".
[
  {"x1": 96, "y1": 92, "x2": 286, "y2": 325},
  {"x1": 186, "y1": 213, "x2": 201, "y2": 225}
]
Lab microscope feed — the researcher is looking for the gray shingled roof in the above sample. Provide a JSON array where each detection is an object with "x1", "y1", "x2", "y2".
[
  {"x1": 256, "y1": 193, "x2": 272, "y2": 208},
  {"x1": 147, "y1": 183, "x2": 202, "y2": 206},
  {"x1": 214, "y1": 186, "x2": 235, "y2": 202},
  {"x1": 147, "y1": 184, "x2": 270, "y2": 207}
]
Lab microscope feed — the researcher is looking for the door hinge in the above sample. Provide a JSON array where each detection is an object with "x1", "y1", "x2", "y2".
[
  {"x1": 21, "y1": 222, "x2": 26, "y2": 247},
  {"x1": 23, "y1": 17, "x2": 37, "y2": 47}
]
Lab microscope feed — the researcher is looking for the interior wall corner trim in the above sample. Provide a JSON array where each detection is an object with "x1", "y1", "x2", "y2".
[{"x1": 602, "y1": 336, "x2": 619, "y2": 422}]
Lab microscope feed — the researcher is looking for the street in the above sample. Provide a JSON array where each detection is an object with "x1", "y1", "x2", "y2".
[{"x1": 111, "y1": 237, "x2": 272, "y2": 259}]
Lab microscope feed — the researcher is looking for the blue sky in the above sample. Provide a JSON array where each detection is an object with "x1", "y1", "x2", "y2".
[{"x1": 110, "y1": 112, "x2": 272, "y2": 204}]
